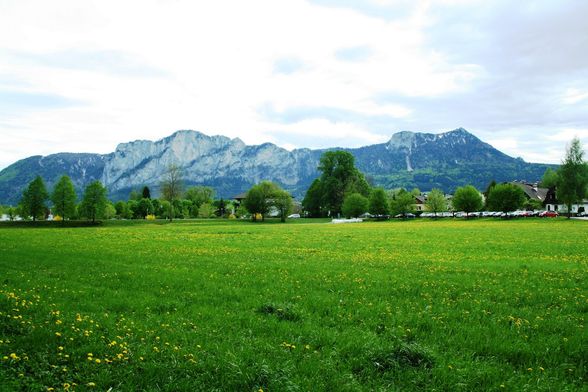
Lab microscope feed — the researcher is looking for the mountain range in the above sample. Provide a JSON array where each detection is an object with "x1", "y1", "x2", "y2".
[{"x1": 0, "y1": 128, "x2": 554, "y2": 205}]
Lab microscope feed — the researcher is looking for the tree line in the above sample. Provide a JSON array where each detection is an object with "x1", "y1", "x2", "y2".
[{"x1": 3, "y1": 138, "x2": 586, "y2": 222}]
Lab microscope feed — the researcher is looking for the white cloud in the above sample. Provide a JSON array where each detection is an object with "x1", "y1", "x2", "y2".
[
  {"x1": 562, "y1": 88, "x2": 588, "y2": 105},
  {"x1": 0, "y1": 0, "x2": 586, "y2": 169}
]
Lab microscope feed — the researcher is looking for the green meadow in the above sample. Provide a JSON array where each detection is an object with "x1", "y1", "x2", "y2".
[{"x1": 0, "y1": 219, "x2": 586, "y2": 391}]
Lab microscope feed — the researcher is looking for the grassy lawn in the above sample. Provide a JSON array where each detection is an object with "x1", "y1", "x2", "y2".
[{"x1": 0, "y1": 219, "x2": 586, "y2": 391}]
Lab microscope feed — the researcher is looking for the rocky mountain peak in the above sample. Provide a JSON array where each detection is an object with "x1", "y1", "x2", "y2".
[
  {"x1": 387, "y1": 131, "x2": 416, "y2": 149},
  {"x1": 0, "y1": 128, "x2": 554, "y2": 204}
]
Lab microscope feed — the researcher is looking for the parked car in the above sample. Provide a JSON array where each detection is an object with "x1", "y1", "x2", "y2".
[
  {"x1": 287, "y1": 213, "x2": 301, "y2": 219},
  {"x1": 539, "y1": 211, "x2": 558, "y2": 218},
  {"x1": 577, "y1": 211, "x2": 587, "y2": 217},
  {"x1": 395, "y1": 213, "x2": 415, "y2": 219}
]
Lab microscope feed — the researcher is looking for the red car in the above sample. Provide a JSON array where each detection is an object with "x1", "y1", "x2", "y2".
[{"x1": 539, "y1": 211, "x2": 558, "y2": 218}]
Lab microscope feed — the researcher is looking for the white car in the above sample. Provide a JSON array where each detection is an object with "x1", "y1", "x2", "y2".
[{"x1": 287, "y1": 213, "x2": 301, "y2": 219}]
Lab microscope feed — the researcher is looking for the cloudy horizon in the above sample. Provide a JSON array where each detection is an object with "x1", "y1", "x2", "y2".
[{"x1": 1, "y1": 0, "x2": 587, "y2": 170}]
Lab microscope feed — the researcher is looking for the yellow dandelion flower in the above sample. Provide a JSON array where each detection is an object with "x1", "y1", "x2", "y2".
[
  {"x1": 55, "y1": 332, "x2": 61, "y2": 337},
  {"x1": 87, "y1": 382, "x2": 96, "y2": 387},
  {"x1": 94, "y1": 358, "x2": 101, "y2": 364}
]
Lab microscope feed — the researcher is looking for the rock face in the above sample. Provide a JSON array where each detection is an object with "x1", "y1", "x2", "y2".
[{"x1": 0, "y1": 128, "x2": 554, "y2": 204}]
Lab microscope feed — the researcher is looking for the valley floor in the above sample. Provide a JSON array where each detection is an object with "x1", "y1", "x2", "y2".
[{"x1": 0, "y1": 219, "x2": 586, "y2": 391}]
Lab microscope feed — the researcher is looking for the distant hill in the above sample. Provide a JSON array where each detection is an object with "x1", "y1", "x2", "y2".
[{"x1": 0, "y1": 128, "x2": 554, "y2": 204}]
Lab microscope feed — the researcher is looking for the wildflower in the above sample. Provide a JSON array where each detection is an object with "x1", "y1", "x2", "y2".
[
  {"x1": 527, "y1": 368, "x2": 532, "y2": 372},
  {"x1": 58, "y1": 346, "x2": 64, "y2": 351},
  {"x1": 10, "y1": 353, "x2": 19, "y2": 360},
  {"x1": 94, "y1": 358, "x2": 101, "y2": 364},
  {"x1": 539, "y1": 367, "x2": 545, "y2": 372},
  {"x1": 55, "y1": 332, "x2": 61, "y2": 337},
  {"x1": 87, "y1": 382, "x2": 96, "y2": 387}
]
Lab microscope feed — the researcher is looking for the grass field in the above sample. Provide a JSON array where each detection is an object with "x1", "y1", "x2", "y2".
[{"x1": 0, "y1": 219, "x2": 586, "y2": 391}]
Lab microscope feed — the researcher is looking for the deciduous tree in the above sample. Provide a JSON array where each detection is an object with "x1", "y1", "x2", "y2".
[
  {"x1": 20, "y1": 175, "x2": 49, "y2": 221},
  {"x1": 273, "y1": 190, "x2": 293, "y2": 222},
  {"x1": 389, "y1": 189, "x2": 415, "y2": 218},
  {"x1": 557, "y1": 138, "x2": 588, "y2": 218},
  {"x1": 302, "y1": 179, "x2": 323, "y2": 217},
  {"x1": 51, "y1": 175, "x2": 77, "y2": 222},
  {"x1": 303, "y1": 151, "x2": 370, "y2": 217},
  {"x1": 342, "y1": 193, "x2": 368, "y2": 218},
  {"x1": 160, "y1": 164, "x2": 184, "y2": 221},
  {"x1": 79, "y1": 181, "x2": 108, "y2": 223},
  {"x1": 452, "y1": 185, "x2": 483, "y2": 215},
  {"x1": 368, "y1": 187, "x2": 389, "y2": 217},
  {"x1": 425, "y1": 188, "x2": 447, "y2": 217},
  {"x1": 486, "y1": 183, "x2": 526, "y2": 214},
  {"x1": 539, "y1": 168, "x2": 558, "y2": 188}
]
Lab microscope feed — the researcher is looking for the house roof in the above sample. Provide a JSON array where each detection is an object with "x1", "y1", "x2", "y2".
[
  {"x1": 414, "y1": 195, "x2": 426, "y2": 204},
  {"x1": 509, "y1": 182, "x2": 548, "y2": 201},
  {"x1": 232, "y1": 192, "x2": 248, "y2": 200}
]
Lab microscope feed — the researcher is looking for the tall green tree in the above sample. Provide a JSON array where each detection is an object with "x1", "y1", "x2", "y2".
[
  {"x1": 137, "y1": 198, "x2": 154, "y2": 218},
  {"x1": 51, "y1": 175, "x2": 77, "y2": 221},
  {"x1": 20, "y1": 175, "x2": 49, "y2": 221},
  {"x1": 185, "y1": 186, "x2": 214, "y2": 217},
  {"x1": 243, "y1": 181, "x2": 291, "y2": 222},
  {"x1": 243, "y1": 183, "x2": 268, "y2": 221},
  {"x1": 556, "y1": 138, "x2": 588, "y2": 218},
  {"x1": 539, "y1": 168, "x2": 558, "y2": 189},
  {"x1": 79, "y1": 181, "x2": 108, "y2": 223},
  {"x1": 425, "y1": 189, "x2": 447, "y2": 217},
  {"x1": 389, "y1": 189, "x2": 415, "y2": 217},
  {"x1": 452, "y1": 185, "x2": 483, "y2": 215},
  {"x1": 142, "y1": 186, "x2": 151, "y2": 199},
  {"x1": 160, "y1": 164, "x2": 184, "y2": 222},
  {"x1": 273, "y1": 190, "x2": 293, "y2": 222},
  {"x1": 302, "y1": 179, "x2": 323, "y2": 217},
  {"x1": 486, "y1": 183, "x2": 526, "y2": 214},
  {"x1": 304, "y1": 150, "x2": 370, "y2": 217},
  {"x1": 368, "y1": 188, "x2": 390, "y2": 217},
  {"x1": 114, "y1": 201, "x2": 130, "y2": 219},
  {"x1": 342, "y1": 193, "x2": 368, "y2": 218}
]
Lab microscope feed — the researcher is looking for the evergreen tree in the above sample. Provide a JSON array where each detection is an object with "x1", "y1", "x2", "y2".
[
  {"x1": 20, "y1": 175, "x2": 49, "y2": 221},
  {"x1": 142, "y1": 186, "x2": 151, "y2": 199}
]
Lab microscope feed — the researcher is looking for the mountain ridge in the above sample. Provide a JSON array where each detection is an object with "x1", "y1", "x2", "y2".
[{"x1": 0, "y1": 128, "x2": 554, "y2": 204}]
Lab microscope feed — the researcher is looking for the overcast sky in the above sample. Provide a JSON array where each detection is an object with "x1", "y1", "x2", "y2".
[{"x1": 1, "y1": 0, "x2": 587, "y2": 170}]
